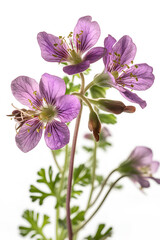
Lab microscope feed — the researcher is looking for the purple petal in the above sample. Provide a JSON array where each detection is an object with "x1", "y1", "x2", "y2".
[
  {"x1": 150, "y1": 177, "x2": 160, "y2": 184},
  {"x1": 55, "y1": 95, "x2": 81, "y2": 123},
  {"x1": 118, "y1": 86, "x2": 147, "y2": 108},
  {"x1": 129, "y1": 146, "x2": 153, "y2": 166},
  {"x1": 112, "y1": 35, "x2": 137, "y2": 72},
  {"x1": 137, "y1": 176, "x2": 150, "y2": 188},
  {"x1": 11, "y1": 76, "x2": 42, "y2": 109},
  {"x1": 117, "y1": 64, "x2": 154, "y2": 90},
  {"x1": 150, "y1": 161, "x2": 160, "y2": 174},
  {"x1": 63, "y1": 60, "x2": 90, "y2": 75},
  {"x1": 39, "y1": 73, "x2": 66, "y2": 105},
  {"x1": 15, "y1": 118, "x2": 43, "y2": 153},
  {"x1": 37, "y1": 32, "x2": 69, "y2": 62},
  {"x1": 84, "y1": 47, "x2": 106, "y2": 63},
  {"x1": 73, "y1": 16, "x2": 100, "y2": 53},
  {"x1": 103, "y1": 35, "x2": 116, "y2": 68},
  {"x1": 44, "y1": 120, "x2": 70, "y2": 150}
]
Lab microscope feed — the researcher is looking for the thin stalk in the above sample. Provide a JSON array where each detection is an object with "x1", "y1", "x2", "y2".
[
  {"x1": 86, "y1": 141, "x2": 97, "y2": 211},
  {"x1": 74, "y1": 175, "x2": 127, "y2": 235},
  {"x1": 66, "y1": 73, "x2": 85, "y2": 240},
  {"x1": 90, "y1": 168, "x2": 117, "y2": 208},
  {"x1": 72, "y1": 93, "x2": 93, "y2": 111},
  {"x1": 51, "y1": 150, "x2": 62, "y2": 174},
  {"x1": 56, "y1": 144, "x2": 69, "y2": 239},
  {"x1": 84, "y1": 80, "x2": 95, "y2": 93}
]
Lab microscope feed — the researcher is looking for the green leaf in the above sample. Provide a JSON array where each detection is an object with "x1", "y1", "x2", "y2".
[
  {"x1": 30, "y1": 166, "x2": 60, "y2": 205},
  {"x1": 85, "y1": 224, "x2": 113, "y2": 240},
  {"x1": 84, "y1": 68, "x2": 91, "y2": 75},
  {"x1": 82, "y1": 146, "x2": 93, "y2": 152},
  {"x1": 73, "y1": 164, "x2": 91, "y2": 186},
  {"x1": 99, "y1": 113, "x2": 117, "y2": 124},
  {"x1": 19, "y1": 210, "x2": 52, "y2": 240},
  {"x1": 90, "y1": 85, "x2": 106, "y2": 99},
  {"x1": 72, "y1": 211, "x2": 85, "y2": 225}
]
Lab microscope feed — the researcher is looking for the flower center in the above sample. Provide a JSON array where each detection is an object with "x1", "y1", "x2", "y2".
[
  {"x1": 39, "y1": 105, "x2": 56, "y2": 122},
  {"x1": 69, "y1": 49, "x2": 82, "y2": 64},
  {"x1": 111, "y1": 71, "x2": 119, "y2": 79},
  {"x1": 138, "y1": 166, "x2": 151, "y2": 176}
]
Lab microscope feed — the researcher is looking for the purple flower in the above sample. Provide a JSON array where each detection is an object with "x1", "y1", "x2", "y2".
[
  {"x1": 37, "y1": 16, "x2": 106, "y2": 75},
  {"x1": 10, "y1": 73, "x2": 81, "y2": 152},
  {"x1": 118, "y1": 146, "x2": 160, "y2": 188},
  {"x1": 103, "y1": 35, "x2": 155, "y2": 108}
]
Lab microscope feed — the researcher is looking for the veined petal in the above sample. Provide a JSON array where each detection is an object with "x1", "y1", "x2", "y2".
[
  {"x1": 137, "y1": 176, "x2": 150, "y2": 188},
  {"x1": 112, "y1": 35, "x2": 137, "y2": 72},
  {"x1": 84, "y1": 47, "x2": 106, "y2": 63},
  {"x1": 11, "y1": 76, "x2": 42, "y2": 109},
  {"x1": 103, "y1": 35, "x2": 116, "y2": 68},
  {"x1": 55, "y1": 95, "x2": 81, "y2": 123},
  {"x1": 118, "y1": 87, "x2": 147, "y2": 108},
  {"x1": 63, "y1": 60, "x2": 90, "y2": 75},
  {"x1": 40, "y1": 73, "x2": 66, "y2": 105},
  {"x1": 15, "y1": 118, "x2": 43, "y2": 153},
  {"x1": 117, "y1": 64, "x2": 154, "y2": 90},
  {"x1": 37, "y1": 32, "x2": 69, "y2": 62},
  {"x1": 129, "y1": 146, "x2": 153, "y2": 166},
  {"x1": 44, "y1": 120, "x2": 70, "y2": 150},
  {"x1": 150, "y1": 161, "x2": 160, "y2": 174},
  {"x1": 73, "y1": 16, "x2": 100, "y2": 53}
]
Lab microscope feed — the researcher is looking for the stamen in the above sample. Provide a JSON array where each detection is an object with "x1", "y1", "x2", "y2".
[
  {"x1": 135, "y1": 65, "x2": 138, "y2": 68},
  {"x1": 47, "y1": 132, "x2": 51, "y2": 137},
  {"x1": 33, "y1": 91, "x2": 37, "y2": 96},
  {"x1": 131, "y1": 60, "x2": 134, "y2": 64},
  {"x1": 52, "y1": 54, "x2": 58, "y2": 57},
  {"x1": 26, "y1": 123, "x2": 31, "y2": 127},
  {"x1": 27, "y1": 129, "x2": 30, "y2": 133}
]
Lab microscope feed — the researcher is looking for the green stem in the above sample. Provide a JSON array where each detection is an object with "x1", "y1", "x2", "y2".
[
  {"x1": 56, "y1": 144, "x2": 69, "y2": 240},
  {"x1": 84, "y1": 80, "x2": 95, "y2": 93},
  {"x1": 86, "y1": 141, "x2": 97, "y2": 211},
  {"x1": 72, "y1": 93, "x2": 93, "y2": 111},
  {"x1": 51, "y1": 150, "x2": 62, "y2": 174},
  {"x1": 74, "y1": 175, "x2": 127, "y2": 235},
  {"x1": 90, "y1": 169, "x2": 117, "y2": 208}
]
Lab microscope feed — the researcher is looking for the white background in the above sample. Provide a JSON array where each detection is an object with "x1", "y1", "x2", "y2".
[{"x1": 1, "y1": 0, "x2": 160, "y2": 239}]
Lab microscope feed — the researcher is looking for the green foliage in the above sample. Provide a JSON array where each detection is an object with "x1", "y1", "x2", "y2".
[
  {"x1": 73, "y1": 164, "x2": 91, "y2": 186},
  {"x1": 63, "y1": 76, "x2": 81, "y2": 94},
  {"x1": 30, "y1": 166, "x2": 60, "y2": 205},
  {"x1": 85, "y1": 224, "x2": 113, "y2": 240},
  {"x1": 19, "y1": 210, "x2": 52, "y2": 240},
  {"x1": 90, "y1": 85, "x2": 106, "y2": 99},
  {"x1": 99, "y1": 113, "x2": 117, "y2": 124}
]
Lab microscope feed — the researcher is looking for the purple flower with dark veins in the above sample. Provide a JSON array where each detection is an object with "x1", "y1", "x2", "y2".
[
  {"x1": 118, "y1": 146, "x2": 160, "y2": 188},
  {"x1": 103, "y1": 35, "x2": 155, "y2": 108},
  {"x1": 37, "y1": 16, "x2": 106, "y2": 75},
  {"x1": 10, "y1": 73, "x2": 81, "y2": 152}
]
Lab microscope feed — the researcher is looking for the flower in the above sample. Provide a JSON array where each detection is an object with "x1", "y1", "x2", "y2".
[
  {"x1": 10, "y1": 73, "x2": 81, "y2": 152},
  {"x1": 103, "y1": 35, "x2": 154, "y2": 108},
  {"x1": 37, "y1": 16, "x2": 106, "y2": 75},
  {"x1": 118, "y1": 146, "x2": 160, "y2": 188}
]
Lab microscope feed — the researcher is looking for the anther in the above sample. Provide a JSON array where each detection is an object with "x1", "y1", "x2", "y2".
[{"x1": 47, "y1": 133, "x2": 51, "y2": 137}]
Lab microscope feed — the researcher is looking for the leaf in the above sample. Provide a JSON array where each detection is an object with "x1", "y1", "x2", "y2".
[
  {"x1": 73, "y1": 164, "x2": 91, "y2": 186},
  {"x1": 90, "y1": 85, "x2": 106, "y2": 99},
  {"x1": 99, "y1": 114, "x2": 117, "y2": 124},
  {"x1": 29, "y1": 166, "x2": 60, "y2": 205},
  {"x1": 85, "y1": 224, "x2": 113, "y2": 240},
  {"x1": 19, "y1": 210, "x2": 52, "y2": 240},
  {"x1": 82, "y1": 146, "x2": 93, "y2": 152},
  {"x1": 72, "y1": 211, "x2": 85, "y2": 225}
]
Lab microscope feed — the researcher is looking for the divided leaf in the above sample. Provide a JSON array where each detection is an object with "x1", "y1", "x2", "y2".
[{"x1": 85, "y1": 224, "x2": 113, "y2": 240}]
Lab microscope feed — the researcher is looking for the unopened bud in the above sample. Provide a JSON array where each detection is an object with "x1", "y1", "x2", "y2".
[
  {"x1": 90, "y1": 99, "x2": 136, "y2": 115},
  {"x1": 88, "y1": 111, "x2": 101, "y2": 142}
]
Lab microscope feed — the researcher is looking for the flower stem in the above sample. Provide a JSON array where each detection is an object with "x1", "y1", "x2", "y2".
[
  {"x1": 86, "y1": 141, "x2": 97, "y2": 211},
  {"x1": 66, "y1": 73, "x2": 85, "y2": 240},
  {"x1": 56, "y1": 144, "x2": 69, "y2": 239},
  {"x1": 74, "y1": 175, "x2": 127, "y2": 235},
  {"x1": 90, "y1": 168, "x2": 117, "y2": 207},
  {"x1": 84, "y1": 80, "x2": 95, "y2": 93},
  {"x1": 51, "y1": 150, "x2": 62, "y2": 174}
]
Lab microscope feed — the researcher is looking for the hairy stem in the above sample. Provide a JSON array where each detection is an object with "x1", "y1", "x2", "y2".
[
  {"x1": 66, "y1": 73, "x2": 85, "y2": 240},
  {"x1": 51, "y1": 150, "x2": 62, "y2": 174},
  {"x1": 90, "y1": 169, "x2": 117, "y2": 207},
  {"x1": 86, "y1": 141, "x2": 97, "y2": 211},
  {"x1": 84, "y1": 80, "x2": 95, "y2": 93},
  {"x1": 74, "y1": 175, "x2": 127, "y2": 235},
  {"x1": 56, "y1": 145, "x2": 69, "y2": 239}
]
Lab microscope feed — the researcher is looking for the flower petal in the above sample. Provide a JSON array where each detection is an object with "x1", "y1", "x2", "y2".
[
  {"x1": 150, "y1": 161, "x2": 160, "y2": 174},
  {"x1": 117, "y1": 64, "x2": 154, "y2": 90},
  {"x1": 73, "y1": 16, "x2": 100, "y2": 53},
  {"x1": 129, "y1": 146, "x2": 153, "y2": 166},
  {"x1": 39, "y1": 73, "x2": 66, "y2": 105},
  {"x1": 63, "y1": 60, "x2": 90, "y2": 75},
  {"x1": 112, "y1": 35, "x2": 137, "y2": 72},
  {"x1": 137, "y1": 176, "x2": 150, "y2": 188},
  {"x1": 37, "y1": 32, "x2": 69, "y2": 62},
  {"x1": 44, "y1": 120, "x2": 70, "y2": 150},
  {"x1": 84, "y1": 47, "x2": 106, "y2": 63},
  {"x1": 103, "y1": 35, "x2": 116, "y2": 68},
  {"x1": 55, "y1": 95, "x2": 81, "y2": 122},
  {"x1": 15, "y1": 118, "x2": 43, "y2": 153},
  {"x1": 11, "y1": 76, "x2": 42, "y2": 109},
  {"x1": 150, "y1": 177, "x2": 160, "y2": 184},
  {"x1": 118, "y1": 87, "x2": 147, "y2": 108}
]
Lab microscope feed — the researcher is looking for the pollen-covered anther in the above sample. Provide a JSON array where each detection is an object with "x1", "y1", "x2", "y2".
[
  {"x1": 33, "y1": 91, "x2": 37, "y2": 96},
  {"x1": 36, "y1": 128, "x2": 40, "y2": 133},
  {"x1": 47, "y1": 132, "x2": 51, "y2": 137}
]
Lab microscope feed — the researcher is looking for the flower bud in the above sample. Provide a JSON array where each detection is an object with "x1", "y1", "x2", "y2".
[
  {"x1": 88, "y1": 111, "x2": 101, "y2": 141},
  {"x1": 90, "y1": 99, "x2": 136, "y2": 114}
]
